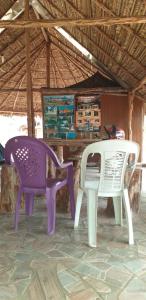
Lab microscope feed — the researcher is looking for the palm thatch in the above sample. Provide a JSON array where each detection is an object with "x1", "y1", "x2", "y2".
[{"x1": 0, "y1": 0, "x2": 145, "y2": 114}]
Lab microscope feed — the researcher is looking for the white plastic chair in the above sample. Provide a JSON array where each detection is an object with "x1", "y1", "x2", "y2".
[{"x1": 74, "y1": 140, "x2": 139, "y2": 247}]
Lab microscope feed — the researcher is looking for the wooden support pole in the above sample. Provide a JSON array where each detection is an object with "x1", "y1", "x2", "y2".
[
  {"x1": 25, "y1": 0, "x2": 34, "y2": 136},
  {"x1": 128, "y1": 91, "x2": 134, "y2": 140},
  {"x1": 45, "y1": 39, "x2": 56, "y2": 177},
  {"x1": 0, "y1": 16, "x2": 146, "y2": 28},
  {"x1": 46, "y1": 41, "x2": 51, "y2": 87},
  {"x1": 33, "y1": 8, "x2": 49, "y2": 42},
  {"x1": 51, "y1": 52, "x2": 66, "y2": 87}
]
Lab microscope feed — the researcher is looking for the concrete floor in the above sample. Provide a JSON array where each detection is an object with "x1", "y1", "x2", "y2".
[{"x1": 0, "y1": 198, "x2": 146, "y2": 300}]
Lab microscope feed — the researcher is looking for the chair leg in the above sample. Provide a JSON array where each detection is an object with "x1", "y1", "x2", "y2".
[
  {"x1": 123, "y1": 188, "x2": 134, "y2": 245},
  {"x1": 15, "y1": 188, "x2": 22, "y2": 231},
  {"x1": 46, "y1": 187, "x2": 56, "y2": 235},
  {"x1": 113, "y1": 196, "x2": 123, "y2": 226},
  {"x1": 74, "y1": 188, "x2": 83, "y2": 228},
  {"x1": 67, "y1": 166, "x2": 75, "y2": 220},
  {"x1": 25, "y1": 193, "x2": 34, "y2": 216},
  {"x1": 87, "y1": 189, "x2": 97, "y2": 248}
]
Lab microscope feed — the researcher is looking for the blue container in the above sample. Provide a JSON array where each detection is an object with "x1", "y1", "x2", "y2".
[{"x1": 66, "y1": 132, "x2": 77, "y2": 139}]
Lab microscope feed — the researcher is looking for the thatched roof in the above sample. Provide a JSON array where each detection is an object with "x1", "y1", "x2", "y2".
[{"x1": 0, "y1": 0, "x2": 145, "y2": 114}]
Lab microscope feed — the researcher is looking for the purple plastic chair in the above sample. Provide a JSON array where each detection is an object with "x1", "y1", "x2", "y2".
[{"x1": 4, "y1": 136, "x2": 75, "y2": 234}]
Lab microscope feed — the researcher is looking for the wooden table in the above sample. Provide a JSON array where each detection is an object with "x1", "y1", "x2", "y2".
[
  {"x1": 43, "y1": 138, "x2": 100, "y2": 162},
  {"x1": 44, "y1": 138, "x2": 100, "y2": 212}
]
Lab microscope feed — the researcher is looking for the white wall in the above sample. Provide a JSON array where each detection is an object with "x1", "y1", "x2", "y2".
[{"x1": 0, "y1": 115, "x2": 43, "y2": 146}]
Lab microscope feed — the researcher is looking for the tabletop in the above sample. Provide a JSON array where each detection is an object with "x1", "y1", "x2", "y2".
[{"x1": 43, "y1": 138, "x2": 101, "y2": 147}]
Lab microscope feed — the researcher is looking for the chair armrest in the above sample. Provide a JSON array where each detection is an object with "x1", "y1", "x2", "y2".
[
  {"x1": 46, "y1": 146, "x2": 73, "y2": 169},
  {"x1": 42, "y1": 141, "x2": 73, "y2": 169},
  {"x1": 60, "y1": 162, "x2": 74, "y2": 182},
  {"x1": 58, "y1": 162, "x2": 73, "y2": 169}
]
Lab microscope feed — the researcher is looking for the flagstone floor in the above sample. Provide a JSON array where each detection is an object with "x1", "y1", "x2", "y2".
[{"x1": 0, "y1": 198, "x2": 146, "y2": 300}]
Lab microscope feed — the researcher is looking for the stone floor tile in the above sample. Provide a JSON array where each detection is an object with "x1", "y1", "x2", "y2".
[
  {"x1": 119, "y1": 277, "x2": 146, "y2": 300},
  {"x1": 0, "y1": 285, "x2": 17, "y2": 300},
  {"x1": 68, "y1": 288, "x2": 100, "y2": 300}
]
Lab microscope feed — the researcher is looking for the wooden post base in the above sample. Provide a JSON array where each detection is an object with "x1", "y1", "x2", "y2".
[{"x1": 0, "y1": 164, "x2": 24, "y2": 213}]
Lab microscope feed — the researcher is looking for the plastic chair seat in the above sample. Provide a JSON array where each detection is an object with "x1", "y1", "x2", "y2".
[
  {"x1": 47, "y1": 178, "x2": 67, "y2": 188},
  {"x1": 22, "y1": 178, "x2": 67, "y2": 193},
  {"x1": 85, "y1": 167, "x2": 100, "y2": 189},
  {"x1": 85, "y1": 179, "x2": 99, "y2": 190}
]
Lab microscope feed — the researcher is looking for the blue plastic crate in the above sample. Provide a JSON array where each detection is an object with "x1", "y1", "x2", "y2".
[{"x1": 66, "y1": 132, "x2": 77, "y2": 139}]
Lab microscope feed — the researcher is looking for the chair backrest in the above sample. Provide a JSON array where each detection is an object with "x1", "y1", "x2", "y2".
[
  {"x1": 4, "y1": 136, "x2": 60, "y2": 189},
  {"x1": 80, "y1": 140, "x2": 139, "y2": 196}
]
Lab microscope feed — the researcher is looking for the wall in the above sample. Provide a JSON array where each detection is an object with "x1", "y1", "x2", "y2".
[
  {"x1": 101, "y1": 94, "x2": 144, "y2": 159},
  {"x1": 101, "y1": 94, "x2": 129, "y2": 138}
]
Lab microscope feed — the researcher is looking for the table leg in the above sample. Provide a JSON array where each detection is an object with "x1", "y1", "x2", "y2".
[
  {"x1": 57, "y1": 146, "x2": 64, "y2": 163},
  {"x1": 73, "y1": 160, "x2": 81, "y2": 203}
]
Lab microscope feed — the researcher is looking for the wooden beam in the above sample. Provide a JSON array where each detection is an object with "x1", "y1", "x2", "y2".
[
  {"x1": 135, "y1": 93, "x2": 146, "y2": 102},
  {"x1": 0, "y1": 88, "x2": 41, "y2": 92},
  {"x1": 133, "y1": 77, "x2": 146, "y2": 92},
  {"x1": 60, "y1": 51, "x2": 78, "y2": 83},
  {"x1": 25, "y1": 0, "x2": 34, "y2": 137},
  {"x1": 12, "y1": 77, "x2": 25, "y2": 115},
  {"x1": 41, "y1": 87, "x2": 128, "y2": 95},
  {"x1": 0, "y1": 110, "x2": 41, "y2": 114},
  {"x1": 51, "y1": 55, "x2": 58, "y2": 88},
  {"x1": 0, "y1": 16, "x2": 146, "y2": 29},
  {"x1": 51, "y1": 50, "x2": 66, "y2": 87},
  {"x1": 33, "y1": 8, "x2": 48, "y2": 42}
]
